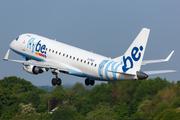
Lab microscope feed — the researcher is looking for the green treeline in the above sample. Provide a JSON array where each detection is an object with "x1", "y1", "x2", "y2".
[{"x1": 0, "y1": 76, "x2": 180, "y2": 120}]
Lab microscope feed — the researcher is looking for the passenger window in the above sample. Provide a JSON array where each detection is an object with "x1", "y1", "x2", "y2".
[
  {"x1": 49, "y1": 49, "x2": 51, "y2": 52},
  {"x1": 66, "y1": 55, "x2": 68, "y2": 57},
  {"x1": 59, "y1": 52, "x2": 61, "y2": 55},
  {"x1": 95, "y1": 64, "x2": 97, "y2": 67},
  {"x1": 46, "y1": 48, "x2": 48, "y2": 51},
  {"x1": 52, "y1": 50, "x2": 54, "y2": 53},
  {"x1": 63, "y1": 54, "x2": 65, "y2": 56},
  {"x1": 84, "y1": 60, "x2": 86, "y2": 63},
  {"x1": 87, "y1": 62, "x2": 89, "y2": 64},
  {"x1": 81, "y1": 59, "x2": 83, "y2": 62},
  {"x1": 73, "y1": 57, "x2": 75, "y2": 60},
  {"x1": 70, "y1": 56, "x2": 72, "y2": 59},
  {"x1": 91, "y1": 63, "x2": 93, "y2": 66},
  {"x1": 77, "y1": 58, "x2": 79, "y2": 61},
  {"x1": 56, "y1": 51, "x2": 58, "y2": 54}
]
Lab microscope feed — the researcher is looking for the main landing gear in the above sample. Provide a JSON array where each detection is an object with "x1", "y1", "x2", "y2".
[
  {"x1": 51, "y1": 71, "x2": 62, "y2": 86},
  {"x1": 85, "y1": 78, "x2": 95, "y2": 86},
  {"x1": 52, "y1": 78, "x2": 62, "y2": 86}
]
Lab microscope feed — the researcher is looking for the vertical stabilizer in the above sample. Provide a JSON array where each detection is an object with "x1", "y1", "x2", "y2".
[{"x1": 122, "y1": 28, "x2": 150, "y2": 75}]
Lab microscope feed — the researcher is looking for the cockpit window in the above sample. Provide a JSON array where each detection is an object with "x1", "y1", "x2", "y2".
[{"x1": 16, "y1": 37, "x2": 19, "y2": 41}]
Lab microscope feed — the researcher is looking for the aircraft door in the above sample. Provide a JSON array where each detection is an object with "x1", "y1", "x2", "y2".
[
  {"x1": 98, "y1": 60, "x2": 109, "y2": 78},
  {"x1": 22, "y1": 35, "x2": 31, "y2": 51}
]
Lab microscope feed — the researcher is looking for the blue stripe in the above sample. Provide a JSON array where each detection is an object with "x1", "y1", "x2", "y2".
[
  {"x1": 111, "y1": 62, "x2": 118, "y2": 80},
  {"x1": 105, "y1": 61, "x2": 114, "y2": 79},
  {"x1": 11, "y1": 48, "x2": 45, "y2": 61},
  {"x1": 113, "y1": 63, "x2": 122, "y2": 80},
  {"x1": 98, "y1": 60, "x2": 109, "y2": 78},
  {"x1": 67, "y1": 68, "x2": 104, "y2": 80}
]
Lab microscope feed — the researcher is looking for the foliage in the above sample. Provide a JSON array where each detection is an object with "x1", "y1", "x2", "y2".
[
  {"x1": 86, "y1": 102, "x2": 115, "y2": 119},
  {"x1": 19, "y1": 103, "x2": 36, "y2": 116},
  {"x1": 50, "y1": 105, "x2": 84, "y2": 119},
  {"x1": 133, "y1": 77, "x2": 170, "y2": 112},
  {"x1": 154, "y1": 108, "x2": 180, "y2": 120},
  {"x1": 0, "y1": 103, "x2": 20, "y2": 120},
  {"x1": 50, "y1": 85, "x2": 68, "y2": 101},
  {"x1": 1, "y1": 76, "x2": 180, "y2": 119},
  {"x1": 17, "y1": 88, "x2": 46, "y2": 112},
  {"x1": 153, "y1": 102, "x2": 170, "y2": 118},
  {"x1": 114, "y1": 102, "x2": 130, "y2": 119},
  {"x1": 0, "y1": 76, "x2": 35, "y2": 92}
]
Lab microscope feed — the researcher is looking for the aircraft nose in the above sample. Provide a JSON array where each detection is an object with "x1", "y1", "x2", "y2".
[{"x1": 10, "y1": 40, "x2": 16, "y2": 49}]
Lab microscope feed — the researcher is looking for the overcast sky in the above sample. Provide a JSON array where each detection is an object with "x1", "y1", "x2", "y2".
[{"x1": 0, "y1": 1, "x2": 179, "y2": 86}]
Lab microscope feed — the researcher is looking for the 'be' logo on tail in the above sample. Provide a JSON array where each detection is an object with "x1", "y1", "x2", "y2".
[{"x1": 122, "y1": 46, "x2": 143, "y2": 72}]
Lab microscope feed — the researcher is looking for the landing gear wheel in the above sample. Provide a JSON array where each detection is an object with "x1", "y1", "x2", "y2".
[
  {"x1": 57, "y1": 78, "x2": 62, "y2": 86},
  {"x1": 85, "y1": 78, "x2": 90, "y2": 86},
  {"x1": 90, "y1": 80, "x2": 95, "y2": 86},
  {"x1": 52, "y1": 78, "x2": 57, "y2": 86}
]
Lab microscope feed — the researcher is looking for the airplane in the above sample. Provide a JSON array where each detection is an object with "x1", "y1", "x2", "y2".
[{"x1": 3, "y1": 28, "x2": 175, "y2": 86}]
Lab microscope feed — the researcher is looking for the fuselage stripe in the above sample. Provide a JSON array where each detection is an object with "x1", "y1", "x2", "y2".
[{"x1": 105, "y1": 61, "x2": 114, "y2": 79}]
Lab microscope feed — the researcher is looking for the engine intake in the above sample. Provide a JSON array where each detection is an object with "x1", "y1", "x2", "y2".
[{"x1": 23, "y1": 65, "x2": 43, "y2": 75}]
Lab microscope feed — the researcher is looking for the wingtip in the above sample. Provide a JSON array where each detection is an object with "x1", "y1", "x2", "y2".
[
  {"x1": 3, "y1": 58, "x2": 8, "y2": 61},
  {"x1": 166, "y1": 50, "x2": 174, "y2": 61},
  {"x1": 3, "y1": 49, "x2": 10, "y2": 61}
]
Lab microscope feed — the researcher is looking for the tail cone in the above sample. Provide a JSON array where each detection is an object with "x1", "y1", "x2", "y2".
[{"x1": 137, "y1": 71, "x2": 148, "y2": 80}]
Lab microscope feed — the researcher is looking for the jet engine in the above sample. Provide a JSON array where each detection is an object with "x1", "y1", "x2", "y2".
[{"x1": 23, "y1": 65, "x2": 43, "y2": 75}]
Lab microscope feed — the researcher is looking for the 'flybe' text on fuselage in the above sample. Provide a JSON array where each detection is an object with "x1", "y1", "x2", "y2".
[{"x1": 27, "y1": 37, "x2": 47, "y2": 58}]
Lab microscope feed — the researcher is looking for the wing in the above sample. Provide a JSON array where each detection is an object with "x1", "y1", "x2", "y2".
[
  {"x1": 144, "y1": 70, "x2": 176, "y2": 75},
  {"x1": 142, "y1": 50, "x2": 174, "y2": 65},
  {"x1": 3, "y1": 49, "x2": 69, "y2": 73}
]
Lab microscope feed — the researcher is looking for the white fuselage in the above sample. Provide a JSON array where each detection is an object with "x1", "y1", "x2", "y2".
[{"x1": 10, "y1": 33, "x2": 137, "y2": 81}]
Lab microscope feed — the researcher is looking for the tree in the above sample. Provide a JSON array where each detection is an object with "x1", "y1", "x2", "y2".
[
  {"x1": 38, "y1": 93, "x2": 52, "y2": 112},
  {"x1": 0, "y1": 87, "x2": 17, "y2": 116},
  {"x1": 19, "y1": 103, "x2": 36, "y2": 116},
  {"x1": 86, "y1": 102, "x2": 115, "y2": 119},
  {"x1": 0, "y1": 103, "x2": 19, "y2": 119},
  {"x1": 154, "y1": 108, "x2": 180, "y2": 120},
  {"x1": 133, "y1": 77, "x2": 170, "y2": 112},
  {"x1": 51, "y1": 105, "x2": 84, "y2": 119},
  {"x1": 0, "y1": 76, "x2": 35, "y2": 92},
  {"x1": 114, "y1": 102, "x2": 130, "y2": 119},
  {"x1": 71, "y1": 82, "x2": 87, "y2": 97},
  {"x1": 87, "y1": 83, "x2": 112, "y2": 105},
  {"x1": 0, "y1": 76, "x2": 36, "y2": 119},
  {"x1": 50, "y1": 86, "x2": 68, "y2": 101},
  {"x1": 78, "y1": 83, "x2": 112, "y2": 116},
  {"x1": 18, "y1": 88, "x2": 46, "y2": 112}
]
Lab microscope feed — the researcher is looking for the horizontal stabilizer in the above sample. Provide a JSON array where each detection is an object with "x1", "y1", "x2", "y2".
[
  {"x1": 144, "y1": 70, "x2": 176, "y2": 75},
  {"x1": 142, "y1": 50, "x2": 174, "y2": 65},
  {"x1": 108, "y1": 70, "x2": 135, "y2": 76}
]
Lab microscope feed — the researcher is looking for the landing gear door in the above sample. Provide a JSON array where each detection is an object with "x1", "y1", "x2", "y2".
[
  {"x1": 98, "y1": 60, "x2": 109, "y2": 78},
  {"x1": 22, "y1": 35, "x2": 31, "y2": 51}
]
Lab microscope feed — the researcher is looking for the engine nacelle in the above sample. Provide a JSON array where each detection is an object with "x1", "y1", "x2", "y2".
[{"x1": 23, "y1": 65, "x2": 43, "y2": 75}]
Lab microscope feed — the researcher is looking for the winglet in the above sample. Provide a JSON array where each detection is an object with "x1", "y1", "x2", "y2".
[
  {"x1": 142, "y1": 50, "x2": 175, "y2": 65},
  {"x1": 3, "y1": 49, "x2": 10, "y2": 61},
  {"x1": 165, "y1": 50, "x2": 174, "y2": 61}
]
